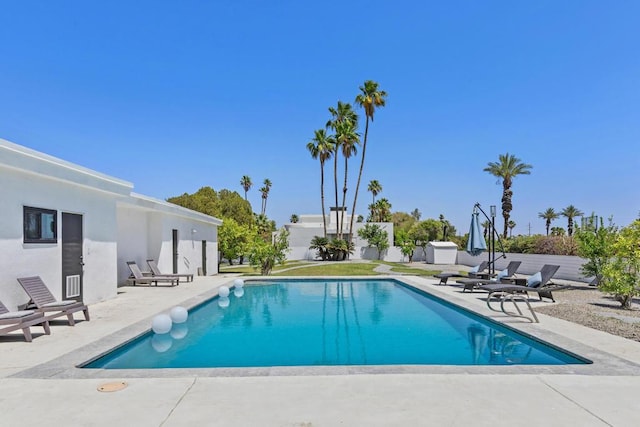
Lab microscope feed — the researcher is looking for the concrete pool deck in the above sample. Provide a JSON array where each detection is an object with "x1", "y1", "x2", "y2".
[{"x1": 1, "y1": 271, "x2": 640, "y2": 426}]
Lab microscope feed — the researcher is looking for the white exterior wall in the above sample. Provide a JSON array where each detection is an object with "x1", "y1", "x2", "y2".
[
  {"x1": 0, "y1": 142, "x2": 129, "y2": 310},
  {"x1": 116, "y1": 206, "x2": 150, "y2": 285},
  {"x1": 1, "y1": 139, "x2": 221, "y2": 311},
  {"x1": 116, "y1": 196, "x2": 220, "y2": 285}
]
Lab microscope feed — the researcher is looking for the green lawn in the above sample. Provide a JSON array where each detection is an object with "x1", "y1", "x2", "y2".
[
  {"x1": 220, "y1": 259, "x2": 447, "y2": 277},
  {"x1": 384, "y1": 265, "x2": 443, "y2": 276},
  {"x1": 273, "y1": 262, "x2": 380, "y2": 276},
  {"x1": 219, "y1": 260, "x2": 312, "y2": 275}
]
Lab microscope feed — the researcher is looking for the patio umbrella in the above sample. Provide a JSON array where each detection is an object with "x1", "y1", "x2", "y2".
[{"x1": 466, "y1": 211, "x2": 487, "y2": 256}]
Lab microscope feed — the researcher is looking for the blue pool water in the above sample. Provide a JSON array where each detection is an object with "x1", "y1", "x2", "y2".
[{"x1": 84, "y1": 279, "x2": 588, "y2": 369}]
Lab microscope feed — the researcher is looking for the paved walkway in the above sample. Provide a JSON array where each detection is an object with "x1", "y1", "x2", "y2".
[{"x1": 1, "y1": 269, "x2": 640, "y2": 426}]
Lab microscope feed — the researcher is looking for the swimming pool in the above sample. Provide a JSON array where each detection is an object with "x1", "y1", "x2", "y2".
[{"x1": 84, "y1": 279, "x2": 589, "y2": 369}]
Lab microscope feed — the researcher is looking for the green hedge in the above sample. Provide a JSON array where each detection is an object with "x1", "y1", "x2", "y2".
[{"x1": 501, "y1": 235, "x2": 578, "y2": 255}]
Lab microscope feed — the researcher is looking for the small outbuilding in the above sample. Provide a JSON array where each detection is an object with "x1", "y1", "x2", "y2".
[{"x1": 426, "y1": 241, "x2": 458, "y2": 264}]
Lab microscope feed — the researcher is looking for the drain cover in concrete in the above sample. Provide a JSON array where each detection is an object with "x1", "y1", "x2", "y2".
[{"x1": 97, "y1": 381, "x2": 128, "y2": 392}]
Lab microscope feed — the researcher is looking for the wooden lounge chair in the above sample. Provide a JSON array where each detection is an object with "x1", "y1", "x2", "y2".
[
  {"x1": 0, "y1": 299, "x2": 51, "y2": 342},
  {"x1": 433, "y1": 261, "x2": 488, "y2": 285},
  {"x1": 126, "y1": 261, "x2": 178, "y2": 286},
  {"x1": 456, "y1": 261, "x2": 522, "y2": 292},
  {"x1": 16, "y1": 276, "x2": 90, "y2": 326},
  {"x1": 147, "y1": 259, "x2": 193, "y2": 282}
]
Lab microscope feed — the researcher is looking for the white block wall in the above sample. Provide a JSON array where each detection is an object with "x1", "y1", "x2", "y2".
[
  {"x1": 116, "y1": 205, "x2": 219, "y2": 285},
  {"x1": 456, "y1": 251, "x2": 591, "y2": 283},
  {"x1": 0, "y1": 139, "x2": 222, "y2": 311},
  {"x1": 0, "y1": 164, "x2": 121, "y2": 309}
]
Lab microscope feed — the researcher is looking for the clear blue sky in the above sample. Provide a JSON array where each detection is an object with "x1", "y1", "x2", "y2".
[{"x1": 2, "y1": 1, "x2": 639, "y2": 235}]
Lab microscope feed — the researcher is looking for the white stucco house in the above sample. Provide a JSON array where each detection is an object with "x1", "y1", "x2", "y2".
[
  {"x1": 284, "y1": 207, "x2": 394, "y2": 260},
  {"x1": 0, "y1": 139, "x2": 221, "y2": 311}
]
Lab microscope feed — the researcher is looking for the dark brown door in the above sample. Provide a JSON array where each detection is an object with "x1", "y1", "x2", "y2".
[
  {"x1": 172, "y1": 229, "x2": 178, "y2": 274},
  {"x1": 62, "y1": 213, "x2": 83, "y2": 301},
  {"x1": 201, "y1": 240, "x2": 207, "y2": 276}
]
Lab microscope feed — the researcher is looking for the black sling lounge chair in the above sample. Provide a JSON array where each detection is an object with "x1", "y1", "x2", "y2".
[
  {"x1": 456, "y1": 261, "x2": 522, "y2": 292},
  {"x1": 482, "y1": 265, "x2": 565, "y2": 323},
  {"x1": 481, "y1": 264, "x2": 561, "y2": 302},
  {"x1": 433, "y1": 261, "x2": 489, "y2": 285}
]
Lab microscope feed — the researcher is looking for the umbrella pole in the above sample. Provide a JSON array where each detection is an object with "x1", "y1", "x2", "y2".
[
  {"x1": 488, "y1": 232, "x2": 492, "y2": 274},
  {"x1": 474, "y1": 203, "x2": 506, "y2": 275},
  {"x1": 491, "y1": 213, "x2": 496, "y2": 275}
]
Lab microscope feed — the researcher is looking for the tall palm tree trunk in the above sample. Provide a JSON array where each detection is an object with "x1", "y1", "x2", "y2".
[
  {"x1": 333, "y1": 151, "x2": 339, "y2": 237},
  {"x1": 501, "y1": 184, "x2": 513, "y2": 239},
  {"x1": 349, "y1": 117, "x2": 369, "y2": 244},
  {"x1": 340, "y1": 157, "x2": 349, "y2": 239},
  {"x1": 320, "y1": 161, "x2": 327, "y2": 238}
]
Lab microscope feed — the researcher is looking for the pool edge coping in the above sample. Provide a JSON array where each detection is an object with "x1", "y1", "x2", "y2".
[{"x1": 10, "y1": 275, "x2": 640, "y2": 379}]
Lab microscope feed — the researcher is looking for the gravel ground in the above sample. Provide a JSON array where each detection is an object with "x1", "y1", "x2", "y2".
[{"x1": 534, "y1": 284, "x2": 640, "y2": 342}]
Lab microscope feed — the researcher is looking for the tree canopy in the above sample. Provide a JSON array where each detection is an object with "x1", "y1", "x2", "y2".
[{"x1": 167, "y1": 186, "x2": 253, "y2": 226}]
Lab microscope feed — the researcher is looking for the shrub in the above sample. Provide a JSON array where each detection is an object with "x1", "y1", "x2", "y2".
[
  {"x1": 327, "y1": 238, "x2": 353, "y2": 261},
  {"x1": 502, "y1": 235, "x2": 539, "y2": 254},
  {"x1": 500, "y1": 235, "x2": 577, "y2": 255},
  {"x1": 600, "y1": 220, "x2": 640, "y2": 309},
  {"x1": 249, "y1": 228, "x2": 290, "y2": 275},
  {"x1": 309, "y1": 236, "x2": 330, "y2": 261},
  {"x1": 574, "y1": 218, "x2": 618, "y2": 284},
  {"x1": 358, "y1": 223, "x2": 390, "y2": 260},
  {"x1": 534, "y1": 236, "x2": 578, "y2": 255}
]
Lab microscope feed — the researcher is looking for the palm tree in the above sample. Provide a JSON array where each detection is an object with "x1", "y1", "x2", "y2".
[
  {"x1": 538, "y1": 208, "x2": 559, "y2": 236},
  {"x1": 307, "y1": 129, "x2": 335, "y2": 237},
  {"x1": 481, "y1": 220, "x2": 491, "y2": 239},
  {"x1": 259, "y1": 186, "x2": 267, "y2": 215},
  {"x1": 254, "y1": 213, "x2": 273, "y2": 240},
  {"x1": 508, "y1": 220, "x2": 516, "y2": 237},
  {"x1": 561, "y1": 205, "x2": 583, "y2": 236},
  {"x1": 411, "y1": 208, "x2": 421, "y2": 221},
  {"x1": 290, "y1": 214, "x2": 299, "y2": 223},
  {"x1": 349, "y1": 80, "x2": 387, "y2": 245},
  {"x1": 367, "y1": 180, "x2": 382, "y2": 204},
  {"x1": 335, "y1": 119, "x2": 359, "y2": 238},
  {"x1": 327, "y1": 101, "x2": 358, "y2": 235},
  {"x1": 483, "y1": 153, "x2": 533, "y2": 238},
  {"x1": 370, "y1": 198, "x2": 392, "y2": 222},
  {"x1": 240, "y1": 175, "x2": 252, "y2": 201},
  {"x1": 260, "y1": 178, "x2": 272, "y2": 215}
]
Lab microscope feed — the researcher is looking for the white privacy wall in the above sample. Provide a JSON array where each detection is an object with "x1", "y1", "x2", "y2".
[
  {"x1": 284, "y1": 221, "x2": 394, "y2": 261},
  {"x1": 457, "y1": 251, "x2": 591, "y2": 282}
]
